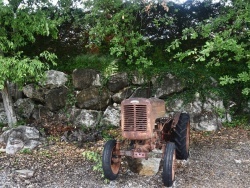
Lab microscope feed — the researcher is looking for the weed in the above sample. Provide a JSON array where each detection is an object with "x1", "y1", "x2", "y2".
[
  {"x1": 82, "y1": 151, "x2": 108, "y2": 183},
  {"x1": 39, "y1": 128, "x2": 46, "y2": 135},
  {"x1": 39, "y1": 150, "x2": 52, "y2": 158},
  {"x1": 0, "y1": 122, "x2": 6, "y2": 128},
  {"x1": 20, "y1": 148, "x2": 32, "y2": 154},
  {"x1": 14, "y1": 120, "x2": 26, "y2": 127},
  {"x1": 100, "y1": 126, "x2": 121, "y2": 141},
  {"x1": 47, "y1": 136, "x2": 60, "y2": 142},
  {"x1": 64, "y1": 76, "x2": 77, "y2": 110},
  {"x1": 223, "y1": 115, "x2": 249, "y2": 128},
  {"x1": 203, "y1": 131, "x2": 211, "y2": 136}
]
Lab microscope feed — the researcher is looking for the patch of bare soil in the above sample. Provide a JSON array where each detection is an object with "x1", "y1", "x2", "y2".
[{"x1": 0, "y1": 127, "x2": 249, "y2": 188}]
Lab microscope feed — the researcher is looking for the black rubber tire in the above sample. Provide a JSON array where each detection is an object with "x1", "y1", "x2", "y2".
[
  {"x1": 162, "y1": 142, "x2": 176, "y2": 187},
  {"x1": 102, "y1": 140, "x2": 121, "y2": 180},
  {"x1": 173, "y1": 113, "x2": 190, "y2": 160}
]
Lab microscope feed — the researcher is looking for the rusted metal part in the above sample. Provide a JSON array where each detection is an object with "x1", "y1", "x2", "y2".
[
  {"x1": 111, "y1": 157, "x2": 121, "y2": 163},
  {"x1": 171, "y1": 112, "x2": 181, "y2": 129},
  {"x1": 133, "y1": 151, "x2": 148, "y2": 158},
  {"x1": 118, "y1": 149, "x2": 148, "y2": 159},
  {"x1": 155, "y1": 117, "x2": 174, "y2": 142},
  {"x1": 121, "y1": 98, "x2": 165, "y2": 140},
  {"x1": 117, "y1": 98, "x2": 181, "y2": 160},
  {"x1": 115, "y1": 140, "x2": 120, "y2": 151}
]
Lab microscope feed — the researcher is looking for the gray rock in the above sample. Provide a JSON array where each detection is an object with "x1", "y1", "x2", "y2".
[
  {"x1": 6, "y1": 138, "x2": 24, "y2": 155},
  {"x1": 100, "y1": 106, "x2": 120, "y2": 127},
  {"x1": 31, "y1": 105, "x2": 54, "y2": 120},
  {"x1": 23, "y1": 140, "x2": 41, "y2": 150},
  {"x1": 139, "y1": 158, "x2": 161, "y2": 176},
  {"x1": 130, "y1": 87, "x2": 152, "y2": 98},
  {"x1": 111, "y1": 87, "x2": 134, "y2": 103},
  {"x1": 43, "y1": 70, "x2": 68, "y2": 89},
  {"x1": 14, "y1": 98, "x2": 35, "y2": 119},
  {"x1": 69, "y1": 108, "x2": 102, "y2": 128},
  {"x1": 72, "y1": 69, "x2": 102, "y2": 90},
  {"x1": 127, "y1": 152, "x2": 162, "y2": 176},
  {"x1": 107, "y1": 72, "x2": 129, "y2": 93},
  {"x1": 154, "y1": 73, "x2": 185, "y2": 99},
  {"x1": 15, "y1": 169, "x2": 35, "y2": 178},
  {"x1": 23, "y1": 84, "x2": 46, "y2": 102},
  {"x1": 0, "y1": 126, "x2": 42, "y2": 155},
  {"x1": 76, "y1": 87, "x2": 110, "y2": 110},
  {"x1": 166, "y1": 92, "x2": 231, "y2": 131},
  {"x1": 45, "y1": 86, "x2": 68, "y2": 111}
]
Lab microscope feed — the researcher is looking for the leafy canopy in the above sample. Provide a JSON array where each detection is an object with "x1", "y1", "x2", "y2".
[
  {"x1": 167, "y1": 0, "x2": 250, "y2": 95},
  {"x1": 0, "y1": 0, "x2": 59, "y2": 89},
  {"x1": 83, "y1": 0, "x2": 162, "y2": 71}
]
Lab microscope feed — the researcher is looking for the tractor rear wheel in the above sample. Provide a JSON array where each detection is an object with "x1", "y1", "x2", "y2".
[
  {"x1": 162, "y1": 142, "x2": 176, "y2": 187},
  {"x1": 102, "y1": 140, "x2": 121, "y2": 180},
  {"x1": 173, "y1": 113, "x2": 190, "y2": 160}
]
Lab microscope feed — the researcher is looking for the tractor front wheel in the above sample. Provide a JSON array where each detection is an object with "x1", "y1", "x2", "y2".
[
  {"x1": 102, "y1": 140, "x2": 121, "y2": 180},
  {"x1": 162, "y1": 142, "x2": 176, "y2": 187}
]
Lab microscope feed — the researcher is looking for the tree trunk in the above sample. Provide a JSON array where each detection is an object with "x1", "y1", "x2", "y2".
[{"x1": 1, "y1": 81, "x2": 17, "y2": 127}]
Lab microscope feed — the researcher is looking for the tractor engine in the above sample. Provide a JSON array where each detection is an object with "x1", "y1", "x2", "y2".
[{"x1": 121, "y1": 98, "x2": 166, "y2": 140}]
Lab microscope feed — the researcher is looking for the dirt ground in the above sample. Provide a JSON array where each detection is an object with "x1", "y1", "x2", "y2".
[{"x1": 0, "y1": 127, "x2": 249, "y2": 188}]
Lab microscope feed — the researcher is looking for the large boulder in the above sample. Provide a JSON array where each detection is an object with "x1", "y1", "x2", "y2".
[
  {"x1": 45, "y1": 86, "x2": 68, "y2": 111},
  {"x1": 76, "y1": 87, "x2": 110, "y2": 110},
  {"x1": 192, "y1": 112, "x2": 220, "y2": 131},
  {"x1": 153, "y1": 73, "x2": 185, "y2": 99},
  {"x1": 130, "y1": 87, "x2": 152, "y2": 98},
  {"x1": 107, "y1": 72, "x2": 129, "y2": 93},
  {"x1": 23, "y1": 84, "x2": 46, "y2": 102},
  {"x1": 43, "y1": 70, "x2": 68, "y2": 89},
  {"x1": 68, "y1": 107, "x2": 102, "y2": 128},
  {"x1": 31, "y1": 105, "x2": 54, "y2": 120},
  {"x1": 0, "y1": 126, "x2": 42, "y2": 155},
  {"x1": 166, "y1": 93, "x2": 231, "y2": 131},
  {"x1": 14, "y1": 98, "x2": 35, "y2": 119},
  {"x1": 72, "y1": 69, "x2": 102, "y2": 90},
  {"x1": 127, "y1": 150, "x2": 162, "y2": 176},
  {"x1": 111, "y1": 87, "x2": 134, "y2": 103},
  {"x1": 100, "y1": 105, "x2": 120, "y2": 127}
]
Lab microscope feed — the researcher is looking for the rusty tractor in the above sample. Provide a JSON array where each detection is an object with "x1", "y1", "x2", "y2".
[{"x1": 102, "y1": 98, "x2": 190, "y2": 187}]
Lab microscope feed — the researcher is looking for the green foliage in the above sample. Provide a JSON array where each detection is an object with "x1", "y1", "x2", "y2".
[
  {"x1": 0, "y1": 0, "x2": 58, "y2": 53},
  {"x1": 0, "y1": 0, "x2": 59, "y2": 89},
  {"x1": 82, "y1": 151, "x2": 106, "y2": 180},
  {"x1": 83, "y1": 0, "x2": 155, "y2": 71},
  {"x1": 0, "y1": 51, "x2": 56, "y2": 89},
  {"x1": 224, "y1": 115, "x2": 249, "y2": 128},
  {"x1": 47, "y1": 136, "x2": 60, "y2": 142},
  {"x1": 14, "y1": 119, "x2": 26, "y2": 127},
  {"x1": 98, "y1": 125, "x2": 120, "y2": 141},
  {"x1": 0, "y1": 122, "x2": 5, "y2": 128},
  {"x1": 0, "y1": 0, "x2": 61, "y2": 126},
  {"x1": 39, "y1": 149, "x2": 52, "y2": 158},
  {"x1": 58, "y1": 54, "x2": 118, "y2": 77},
  {"x1": 19, "y1": 148, "x2": 32, "y2": 155},
  {"x1": 167, "y1": 0, "x2": 250, "y2": 97}
]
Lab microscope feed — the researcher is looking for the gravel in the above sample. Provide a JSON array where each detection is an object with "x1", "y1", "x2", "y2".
[{"x1": 0, "y1": 127, "x2": 249, "y2": 188}]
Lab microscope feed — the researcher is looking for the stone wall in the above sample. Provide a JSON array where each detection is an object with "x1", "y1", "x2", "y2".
[{"x1": 0, "y1": 69, "x2": 232, "y2": 131}]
